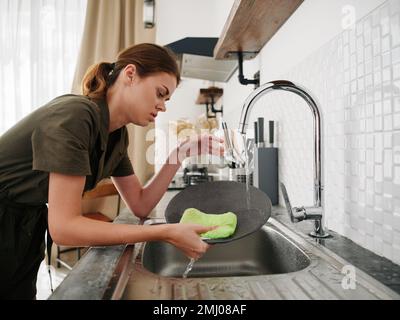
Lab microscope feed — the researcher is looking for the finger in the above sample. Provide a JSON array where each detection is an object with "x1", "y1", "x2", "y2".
[
  {"x1": 209, "y1": 144, "x2": 224, "y2": 156},
  {"x1": 209, "y1": 138, "x2": 224, "y2": 150},
  {"x1": 208, "y1": 146, "x2": 224, "y2": 157},
  {"x1": 203, "y1": 134, "x2": 217, "y2": 145},
  {"x1": 210, "y1": 136, "x2": 224, "y2": 145},
  {"x1": 208, "y1": 138, "x2": 222, "y2": 146},
  {"x1": 194, "y1": 245, "x2": 208, "y2": 256},
  {"x1": 192, "y1": 247, "x2": 206, "y2": 258},
  {"x1": 185, "y1": 250, "x2": 198, "y2": 260},
  {"x1": 212, "y1": 135, "x2": 224, "y2": 143},
  {"x1": 195, "y1": 225, "x2": 219, "y2": 234}
]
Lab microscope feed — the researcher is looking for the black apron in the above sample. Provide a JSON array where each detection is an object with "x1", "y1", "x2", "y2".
[{"x1": 0, "y1": 192, "x2": 48, "y2": 299}]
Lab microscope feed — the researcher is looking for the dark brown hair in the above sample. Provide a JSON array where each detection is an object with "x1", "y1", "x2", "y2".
[{"x1": 82, "y1": 43, "x2": 180, "y2": 99}]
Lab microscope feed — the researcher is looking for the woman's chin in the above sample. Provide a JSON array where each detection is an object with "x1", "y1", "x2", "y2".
[{"x1": 131, "y1": 118, "x2": 151, "y2": 126}]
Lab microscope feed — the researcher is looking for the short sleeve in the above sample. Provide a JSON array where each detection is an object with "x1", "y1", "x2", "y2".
[
  {"x1": 31, "y1": 102, "x2": 99, "y2": 176},
  {"x1": 111, "y1": 153, "x2": 134, "y2": 177},
  {"x1": 111, "y1": 128, "x2": 134, "y2": 177}
]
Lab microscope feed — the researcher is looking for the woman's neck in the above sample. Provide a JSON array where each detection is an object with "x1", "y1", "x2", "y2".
[{"x1": 106, "y1": 89, "x2": 126, "y2": 133}]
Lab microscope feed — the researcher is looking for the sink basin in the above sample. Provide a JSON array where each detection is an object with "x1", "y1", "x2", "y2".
[{"x1": 142, "y1": 225, "x2": 311, "y2": 278}]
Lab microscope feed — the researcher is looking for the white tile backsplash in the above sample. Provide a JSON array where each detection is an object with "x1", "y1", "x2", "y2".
[{"x1": 255, "y1": 0, "x2": 400, "y2": 264}]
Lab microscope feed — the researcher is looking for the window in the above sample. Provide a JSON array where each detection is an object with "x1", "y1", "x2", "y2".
[{"x1": 0, "y1": 0, "x2": 87, "y2": 134}]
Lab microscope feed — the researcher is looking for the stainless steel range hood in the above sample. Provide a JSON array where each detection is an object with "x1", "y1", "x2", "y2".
[{"x1": 165, "y1": 37, "x2": 238, "y2": 82}]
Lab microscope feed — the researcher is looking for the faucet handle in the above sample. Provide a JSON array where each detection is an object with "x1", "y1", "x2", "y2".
[
  {"x1": 280, "y1": 183, "x2": 330, "y2": 238},
  {"x1": 280, "y1": 183, "x2": 306, "y2": 223}
]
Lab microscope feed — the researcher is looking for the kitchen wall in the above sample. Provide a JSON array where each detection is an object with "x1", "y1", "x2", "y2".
[
  {"x1": 154, "y1": 0, "x2": 234, "y2": 171},
  {"x1": 153, "y1": 0, "x2": 400, "y2": 264},
  {"x1": 223, "y1": 0, "x2": 400, "y2": 265}
]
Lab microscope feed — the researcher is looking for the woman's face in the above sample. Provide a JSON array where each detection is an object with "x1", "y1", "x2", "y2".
[{"x1": 120, "y1": 65, "x2": 177, "y2": 126}]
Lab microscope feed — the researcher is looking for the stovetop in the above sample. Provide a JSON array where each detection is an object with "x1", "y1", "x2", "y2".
[{"x1": 168, "y1": 168, "x2": 216, "y2": 190}]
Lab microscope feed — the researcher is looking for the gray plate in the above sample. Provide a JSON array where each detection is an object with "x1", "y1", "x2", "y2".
[{"x1": 165, "y1": 181, "x2": 272, "y2": 244}]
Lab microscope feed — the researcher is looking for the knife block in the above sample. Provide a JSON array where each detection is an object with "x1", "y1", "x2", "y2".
[{"x1": 253, "y1": 147, "x2": 278, "y2": 205}]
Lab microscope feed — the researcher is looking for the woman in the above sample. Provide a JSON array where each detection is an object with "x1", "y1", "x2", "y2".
[{"x1": 0, "y1": 43, "x2": 224, "y2": 299}]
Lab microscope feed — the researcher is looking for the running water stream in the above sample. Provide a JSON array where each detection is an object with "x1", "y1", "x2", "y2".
[
  {"x1": 181, "y1": 132, "x2": 253, "y2": 280},
  {"x1": 241, "y1": 133, "x2": 253, "y2": 209},
  {"x1": 182, "y1": 257, "x2": 196, "y2": 278}
]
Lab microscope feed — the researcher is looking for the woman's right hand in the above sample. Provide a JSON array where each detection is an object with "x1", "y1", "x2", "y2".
[{"x1": 164, "y1": 223, "x2": 217, "y2": 259}]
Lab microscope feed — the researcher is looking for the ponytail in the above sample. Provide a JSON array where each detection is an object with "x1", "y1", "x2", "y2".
[
  {"x1": 82, "y1": 62, "x2": 116, "y2": 99},
  {"x1": 81, "y1": 43, "x2": 180, "y2": 99}
]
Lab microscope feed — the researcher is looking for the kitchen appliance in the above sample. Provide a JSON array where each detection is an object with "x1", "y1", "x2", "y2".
[
  {"x1": 229, "y1": 167, "x2": 253, "y2": 184},
  {"x1": 165, "y1": 181, "x2": 271, "y2": 244},
  {"x1": 168, "y1": 165, "x2": 214, "y2": 190},
  {"x1": 183, "y1": 166, "x2": 213, "y2": 186},
  {"x1": 165, "y1": 37, "x2": 238, "y2": 82}
]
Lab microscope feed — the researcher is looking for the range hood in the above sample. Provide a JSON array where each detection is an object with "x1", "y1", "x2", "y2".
[{"x1": 165, "y1": 37, "x2": 238, "y2": 82}]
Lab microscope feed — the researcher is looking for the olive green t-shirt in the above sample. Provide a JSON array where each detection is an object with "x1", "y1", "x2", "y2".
[{"x1": 0, "y1": 94, "x2": 134, "y2": 205}]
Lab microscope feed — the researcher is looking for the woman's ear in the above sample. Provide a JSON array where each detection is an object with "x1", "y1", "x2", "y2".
[{"x1": 124, "y1": 64, "x2": 137, "y2": 84}]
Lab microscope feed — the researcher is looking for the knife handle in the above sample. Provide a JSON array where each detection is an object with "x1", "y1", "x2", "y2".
[
  {"x1": 257, "y1": 118, "x2": 265, "y2": 147},
  {"x1": 254, "y1": 121, "x2": 258, "y2": 145},
  {"x1": 269, "y1": 121, "x2": 274, "y2": 147}
]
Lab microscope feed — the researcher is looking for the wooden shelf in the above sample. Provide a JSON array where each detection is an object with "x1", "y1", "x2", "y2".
[
  {"x1": 214, "y1": 0, "x2": 304, "y2": 60},
  {"x1": 195, "y1": 87, "x2": 223, "y2": 104}
]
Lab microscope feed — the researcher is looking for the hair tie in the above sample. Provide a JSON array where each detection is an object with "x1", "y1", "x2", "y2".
[{"x1": 108, "y1": 62, "x2": 116, "y2": 76}]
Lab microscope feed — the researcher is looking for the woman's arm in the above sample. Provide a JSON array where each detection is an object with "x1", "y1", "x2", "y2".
[
  {"x1": 112, "y1": 134, "x2": 224, "y2": 219},
  {"x1": 111, "y1": 147, "x2": 181, "y2": 218},
  {"x1": 48, "y1": 172, "x2": 213, "y2": 259}
]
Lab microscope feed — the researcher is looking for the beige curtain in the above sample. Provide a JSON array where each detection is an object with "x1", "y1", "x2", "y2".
[
  {"x1": 72, "y1": 0, "x2": 156, "y2": 217},
  {"x1": 72, "y1": 0, "x2": 156, "y2": 183}
]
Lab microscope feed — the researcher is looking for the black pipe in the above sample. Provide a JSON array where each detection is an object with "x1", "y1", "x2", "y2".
[{"x1": 237, "y1": 51, "x2": 260, "y2": 87}]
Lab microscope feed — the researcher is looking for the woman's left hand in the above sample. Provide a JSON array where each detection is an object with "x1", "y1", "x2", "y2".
[{"x1": 177, "y1": 133, "x2": 224, "y2": 163}]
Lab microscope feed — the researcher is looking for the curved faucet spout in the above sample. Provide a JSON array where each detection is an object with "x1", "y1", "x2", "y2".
[{"x1": 238, "y1": 80, "x2": 323, "y2": 208}]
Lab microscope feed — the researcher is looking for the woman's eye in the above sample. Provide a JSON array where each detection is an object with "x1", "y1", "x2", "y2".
[{"x1": 157, "y1": 91, "x2": 164, "y2": 98}]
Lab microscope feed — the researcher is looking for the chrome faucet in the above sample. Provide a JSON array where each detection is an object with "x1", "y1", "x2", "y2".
[{"x1": 238, "y1": 80, "x2": 330, "y2": 238}]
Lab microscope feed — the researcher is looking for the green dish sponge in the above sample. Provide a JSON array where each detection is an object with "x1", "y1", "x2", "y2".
[{"x1": 179, "y1": 208, "x2": 237, "y2": 239}]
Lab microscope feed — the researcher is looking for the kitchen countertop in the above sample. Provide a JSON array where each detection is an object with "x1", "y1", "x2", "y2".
[
  {"x1": 271, "y1": 208, "x2": 400, "y2": 295},
  {"x1": 48, "y1": 189, "x2": 400, "y2": 300}
]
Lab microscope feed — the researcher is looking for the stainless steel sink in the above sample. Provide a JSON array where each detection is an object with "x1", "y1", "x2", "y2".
[{"x1": 142, "y1": 224, "x2": 311, "y2": 278}]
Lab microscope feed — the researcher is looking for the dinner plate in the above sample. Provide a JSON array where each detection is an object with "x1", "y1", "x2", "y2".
[{"x1": 165, "y1": 181, "x2": 272, "y2": 244}]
